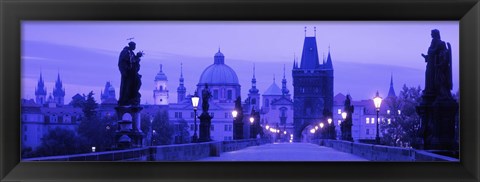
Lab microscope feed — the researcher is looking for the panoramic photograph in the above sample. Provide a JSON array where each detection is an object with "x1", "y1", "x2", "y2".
[{"x1": 20, "y1": 21, "x2": 459, "y2": 161}]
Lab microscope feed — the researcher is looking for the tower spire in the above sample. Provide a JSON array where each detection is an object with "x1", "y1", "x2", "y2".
[
  {"x1": 387, "y1": 73, "x2": 396, "y2": 98},
  {"x1": 282, "y1": 64, "x2": 290, "y2": 96},
  {"x1": 249, "y1": 64, "x2": 259, "y2": 94},
  {"x1": 177, "y1": 62, "x2": 186, "y2": 103},
  {"x1": 180, "y1": 62, "x2": 183, "y2": 78}
]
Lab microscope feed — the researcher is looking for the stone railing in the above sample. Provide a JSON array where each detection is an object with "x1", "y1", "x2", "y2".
[
  {"x1": 24, "y1": 138, "x2": 271, "y2": 161},
  {"x1": 311, "y1": 139, "x2": 458, "y2": 162}
]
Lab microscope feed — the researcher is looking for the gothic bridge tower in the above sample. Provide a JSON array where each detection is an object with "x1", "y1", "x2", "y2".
[{"x1": 292, "y1": 27, "x2": 334, "y2": 142}]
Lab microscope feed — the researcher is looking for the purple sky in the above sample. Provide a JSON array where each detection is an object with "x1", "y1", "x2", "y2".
[{"x1": 21, "y1": 21, "x2": 459, "y2": 104}]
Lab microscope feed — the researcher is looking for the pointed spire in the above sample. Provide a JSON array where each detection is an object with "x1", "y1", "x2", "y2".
[
  {"x1": 325, "y1": 45, "x2": 333, "y2": 69},
  {"x1": 388, "y1": 73, "x2": 396, "y2": 98},
  {"x1": 180, "y1": 62, "x2": 183, "y2": 78},
  {"x1": 282, "y1": 64, "x2": 289, "y2": 96},
  {"x1": 160, "y1": 64, "x2": 163, "y2": 72},
  {"x1": 314, "y1": 26, "x2": 316, "y2": 37},
  {"x1": 253, "y1": 63, "x2": 256, "y2": 79},
  {"x1": 177, "y1": 63, "x2": 186, "y2": 103},
  {"x1": 304, "y1": 26, "x2": 307, "y2": 37},
  {"x1": 249, "y1": 64, "x2": 259, "y2": 94},
  {"x1": 273, "y1": 74, "x2": 276, "y2": 83}
]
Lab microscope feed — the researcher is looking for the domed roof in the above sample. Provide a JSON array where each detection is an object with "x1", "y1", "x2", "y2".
[
  {"x1": 264, "y1": 82, "x2": 282, "y2": 95},
  {"x1": 199, "y1": 64, "x2": 239, "y2": 85},
  {"x1": 198, "y1": 50, "x2": 239, "y2": 85},
  {"x1": 155, "y1": 64, "x2": 168, "y2": 81}
]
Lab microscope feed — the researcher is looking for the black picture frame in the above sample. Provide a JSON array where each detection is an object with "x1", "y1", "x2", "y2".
[{"x1": 1, "y1": 0, "x2": 479, "y2": 181}]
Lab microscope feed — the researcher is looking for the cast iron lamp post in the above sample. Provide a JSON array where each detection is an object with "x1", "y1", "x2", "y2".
[
  {"x1": 149, "y1": 116, "x2": 153, "y2": 146},
  {"x1": 327, "y1": 118, "x2": 333, "y2": 139},
  {"x1": 320, "y1": 122, "x2": 325, "y2": 139},
  {"x1": 191, "y1": 92, "x2": 200, "y2": 143},
  {"x1": 232, "y1": 110, "x2": 237, "y2": 139},
  {"x1": 373, "y1": 91, "x2": 383, "y2": 144},
  {"x1": 249, "y1": 117, "x2": 255, "y2": 138},
  {"x1": 341, "y1": 112, "x2": 347, "y2": 140}
]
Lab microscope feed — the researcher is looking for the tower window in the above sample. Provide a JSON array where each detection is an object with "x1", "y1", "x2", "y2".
[{"x1": 251, "y1": 98, "x2": 256, "y2": 105}]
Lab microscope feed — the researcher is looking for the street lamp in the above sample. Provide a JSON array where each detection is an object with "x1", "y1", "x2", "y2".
[
  {"x1": 327, "y1": 118, "x2": 333, "y2": 139},
  {"x1": 191, "y1": 91, "x2": 200, "y2": 143},
  {"x1": 320, "y1": 122, "x2": 325, "y2": 139},
  {"x1": 149, "y1": 116, "x2": 153, "y2": 146},
  {"x1": 341, "y1": 112, "x2": 347, "y2": 120},
  {"x1": 232, "y1": 110, "x2": 238, "y2": 140},
  {"x1": 249, "y1": 117, "x2": 255, "y2": 138},
  {"x1": 373, "y1": 91, "x2": 383, "y2": 144}
]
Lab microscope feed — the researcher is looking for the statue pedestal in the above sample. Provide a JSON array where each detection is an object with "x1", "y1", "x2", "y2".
[
  {"x1": 199, "y1": 112, "x2": 213, "y2": 142},
  {"x1": 234, "y1": 121, "x2": 244, "y2": 140},
  {"x1": 114, "y1": 106, "x2": 144, "y2": 149},
  {"x1": 417, "y1": 96, "x2": 458, "y2": 151}
]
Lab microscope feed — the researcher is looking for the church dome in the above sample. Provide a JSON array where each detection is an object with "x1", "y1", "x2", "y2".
[{"x1": 198, "y1": 50, "x2": 239, "y2": 85}]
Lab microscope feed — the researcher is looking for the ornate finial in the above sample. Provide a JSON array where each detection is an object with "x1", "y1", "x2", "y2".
[
  {"x1": 314, "y1": 26, "x2": 316, "y2": 37},
  {"x1": 283, "y1": 64, "x2": 286, "y2": 78},
  {"x1": 273, "y1": 74, "x2": 276, "y2": 83},
  {"x1": 304, "y1": 26, "x2": 307, "y2": 37},
  {"x1": 329, "y1": 44, "x2": 331, "y2": 52},
  {"x1": 180, "y1": 62, "x2": 183, "y2": 77},
  {"x1": 253, "y1": 63, "x2": 256, "y2": 78},
  {"x1": 218, "y1": 46, "x2": 221, "y2": 52},
  {"x1": 160, "y1": 64, "x2": 163, "y2": 72}
]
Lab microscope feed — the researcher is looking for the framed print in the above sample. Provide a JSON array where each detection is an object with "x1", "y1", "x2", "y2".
[{"x1": 1, "y1": 0, "x2": 479, "y2": 181}]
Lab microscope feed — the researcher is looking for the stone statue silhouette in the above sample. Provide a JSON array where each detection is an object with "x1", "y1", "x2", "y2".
[
  {"x1": 118, "y1": 41, "x2": 144, "y2": 106},
  {"x1": 421, "y1": 29, "x2": 453, "y2": 99},
  {"x1": 201, "y1": 83, "x2": 212, "y2": 112}
]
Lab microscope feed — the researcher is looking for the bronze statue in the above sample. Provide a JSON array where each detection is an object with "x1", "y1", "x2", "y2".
[{"x1": 118, "y1": 41, "x2": 144, "y2": 106}]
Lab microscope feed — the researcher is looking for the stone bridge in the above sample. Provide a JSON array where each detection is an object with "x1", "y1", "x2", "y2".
[{"x1": 24, "y1": 139, "x2": 457, "y2": 162}]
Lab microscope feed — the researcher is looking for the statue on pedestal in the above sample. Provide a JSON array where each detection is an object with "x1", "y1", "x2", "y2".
[
  {"x1": 115, "y1": 39, "x2": 145, "y2": 149},
  {"x1": 199, "y1": 84, "x2": 213, "y2": 142},
  {"x1": 417, "y1": 29, "x2": 458, "y2": 152}
]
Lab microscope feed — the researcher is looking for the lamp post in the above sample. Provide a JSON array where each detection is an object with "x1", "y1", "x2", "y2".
[
  {"x1": 327, "y1": 118, "x2": 333, "y2": 139},
  {"x1": 320, "y1": 122, "x2": 325, "y2": 139},
  {"x1": 191, "y1": 91, "x2": 200, "y2": 143},
  {"x1": 231, "y1": 110, "x2": 237, "y2": 139},
  {"x1": 373, "y1": 91, "x2": 383, "y2": 144},
  {"x1": 341, "y1": 112, "x2": 347, "y2": 140},
  {"x1": 249, "y1": 117, "x2": 255, "y2": 138},
  {"x1": 149, "y1": 116, "x2": 153, "y2": 146}
]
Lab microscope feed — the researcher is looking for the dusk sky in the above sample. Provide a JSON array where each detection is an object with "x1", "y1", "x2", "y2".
[{"x1": 21, "y1": 21, "x2": 459, "y2": 104}]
